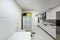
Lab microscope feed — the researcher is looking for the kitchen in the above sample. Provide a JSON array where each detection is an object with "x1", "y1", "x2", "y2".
[{"x1": 0, "y1": 0, "x2": 60, "y2": 40}]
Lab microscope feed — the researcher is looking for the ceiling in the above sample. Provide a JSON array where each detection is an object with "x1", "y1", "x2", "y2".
[{"x1": 16, "y1": 0, "x2": 60, "y2": 13}]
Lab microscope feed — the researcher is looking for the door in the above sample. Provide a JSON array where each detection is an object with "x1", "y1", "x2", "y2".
[
  {"x1": 22, "y1": 13, "x2": 32, "y2": 31},
  {"x1": 56, "y1": 11, "x2": 60, "y2": 40}
]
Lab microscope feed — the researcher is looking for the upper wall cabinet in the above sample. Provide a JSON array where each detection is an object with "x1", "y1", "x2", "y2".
[
  {"x1": 46, "y1": 10, "x2": 56, "y2": 19},
  {"x1": 46, "y1": 5, "x2": 60, "y2": 20}
]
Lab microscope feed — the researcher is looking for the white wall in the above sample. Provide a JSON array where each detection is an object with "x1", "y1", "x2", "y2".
[
  {"x1": 0, "y1": 0, "x2": 22, "y2": 40},
  {"x1": 46, "y1": 5, "x2": 60, "y2": 19}
]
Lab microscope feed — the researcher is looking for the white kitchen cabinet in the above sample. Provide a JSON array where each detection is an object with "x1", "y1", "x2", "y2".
[
  {"x1": 7, "y1": 32, "x2": 31, "y2": 40},
  {"x1": 46, "y1": 10, "x2": 56, "y2": 19},
  {"x1": 46, "y1": 5, "x2": 60, "y2": 19},
  {"x1": 32, "y1": 26, "x2": 54, "y2": 40}
]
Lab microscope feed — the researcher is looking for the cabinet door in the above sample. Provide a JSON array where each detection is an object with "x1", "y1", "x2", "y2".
[
  {"x1": 56, "y1": 11, "x2": 60, "y2": 26},
  {"x1": 46, "y1": 10, "x2": 56, "y2": 19}
]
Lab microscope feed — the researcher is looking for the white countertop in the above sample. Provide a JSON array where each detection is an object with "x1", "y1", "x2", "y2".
[
  {"x1": 38, "y1": 22, "x2": 56, "y2": 38},
  {"x1": 7, "y1": 32, "x2": 31, "y2": 40}
]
